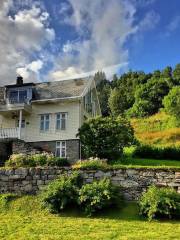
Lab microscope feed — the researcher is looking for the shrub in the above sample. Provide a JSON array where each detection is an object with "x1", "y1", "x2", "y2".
[
  {"x1": 134, "y1": 144, "x2": 180, "y2": 160},
  {"x1": 77, "y1": 116, "x2": 135, "y2": 161},
  {"x1": 72, "y1": 158, "x2": 109, "y2": 170},
  {"x1": 139, "y1": 185, "x2": 180, "y2": 221},
  {"x1": 5, "y1": 154, "x2": 35, "y2": 167},
  {"x1": 6, "y1": 153, "x2": 69, "y2": 167},
  {"x1": 30, "y1": 153, "x2": 49, "y2": 166},
  {"x1": 47, "y1": 157, "x2": 69, "y2": 167},
  {"x1": 40, "y1": 172, "x2": 82, "y2": 213},
  {"x1": 78, "y1": 178, "x2": 120, "y2": 216}
]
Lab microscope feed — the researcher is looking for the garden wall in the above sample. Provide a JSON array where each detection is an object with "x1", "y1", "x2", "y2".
[{"x1": 0, "y1": 167, "x2": 180, "y2": 200}]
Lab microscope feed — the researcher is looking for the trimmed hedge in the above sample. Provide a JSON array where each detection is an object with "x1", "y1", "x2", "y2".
[{"x1": 134, "y1": 145, "x2": 180, "y2": 160}]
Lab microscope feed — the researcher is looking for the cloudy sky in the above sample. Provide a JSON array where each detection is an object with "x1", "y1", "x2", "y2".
[{"x1": 0, "y1": 0, "x2": 180, "y2": 85}]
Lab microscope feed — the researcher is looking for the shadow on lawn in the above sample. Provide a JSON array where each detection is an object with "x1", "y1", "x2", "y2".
[{"x1": 58, "y1": 201, "x2": 144, "y2": 221}]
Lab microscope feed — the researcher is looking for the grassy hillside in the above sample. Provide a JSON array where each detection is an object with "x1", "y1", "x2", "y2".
[
  {"x1": 0, "y1": 196, "x2": 180, "y2": 240},
  {"x1": 131, "y1": 112, "x2": 180, "y2": 147}
]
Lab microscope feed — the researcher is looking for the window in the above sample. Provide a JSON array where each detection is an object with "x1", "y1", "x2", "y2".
[
  {"x1": 9, "y1": 89, "x2": 27, "y2": 103},
  {"x1": 56, "y1": 141, "x2": 66, "y2": 158},
  {"x1": 40, "y1": 114, "x2": 50, "y2": 131},
  {"x1": 17, "y1": 119, "x2": 26, "y2": 128},
  {"x1": 56, "y1": 113, "x2": 67, "y2": 130}
]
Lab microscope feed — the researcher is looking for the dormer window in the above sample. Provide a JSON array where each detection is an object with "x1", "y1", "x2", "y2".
[{"x1": 9, "y1": 89, "x2": 28, "y2": 104}]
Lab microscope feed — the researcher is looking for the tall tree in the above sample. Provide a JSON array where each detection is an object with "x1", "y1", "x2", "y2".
[
  {"x1": 94, "y1": 71, "x2": 111, "y2": 116},
  {"x1": 173, "y1": 63, "x2": 180, "y2": 85}
]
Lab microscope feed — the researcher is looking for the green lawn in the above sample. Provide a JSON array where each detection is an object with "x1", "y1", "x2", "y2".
[
  {"x1": 0, "y1": 196, "x2": 180, "y2": 240},
  {"x1": 111, "y1": 157, "x2": 180, "y2": 169}
]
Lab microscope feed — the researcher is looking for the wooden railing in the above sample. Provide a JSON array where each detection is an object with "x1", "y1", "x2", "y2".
[{"x1": 0, "y1": 128, "x2": 19, "y2": 139}]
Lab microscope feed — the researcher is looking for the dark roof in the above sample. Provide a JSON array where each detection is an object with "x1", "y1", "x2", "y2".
[
  {"x1": 33, "y1": 77, "x2": 91, "y2": 101},
  {"x1": 0, "y1": 77, "x2": 92, "y2": 102},
  {"x1": 5, "y1": 83, "x2": 35, "y2": 88}
]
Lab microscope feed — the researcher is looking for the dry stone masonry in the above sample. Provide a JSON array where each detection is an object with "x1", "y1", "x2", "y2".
[{"x1": 0, "y1": 167, "x2": 180, "y2": 200}]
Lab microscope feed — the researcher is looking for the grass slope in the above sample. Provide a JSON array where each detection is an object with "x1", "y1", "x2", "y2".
[
  {"x1": 112, "y1": 157, "x2": 180, "y2": 169},
  {"x1": 132, "y1": 112, "x2": 180, "y2": 147},
  {"x1": 0, "y1": 196, "x2": 180, "y2": 240}
]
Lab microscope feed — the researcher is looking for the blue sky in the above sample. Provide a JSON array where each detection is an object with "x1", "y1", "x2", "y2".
[{"x1": 0, "y1": 0, "x2": 180, "y2": 85}]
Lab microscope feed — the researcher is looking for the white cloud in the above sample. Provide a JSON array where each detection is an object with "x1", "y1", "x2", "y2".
[
  {"x1": 166, "y1": 16, "x2": 180, "y2": 36},
  {"x1": 49, "y1": 0, "x2": 138, "y2": 81},
  {"x1": 138, "y1": 11, "x2": 160, "y2": 31},
  {"x1": 0, "y1": 0, "x2": 55, "y2": 85}
]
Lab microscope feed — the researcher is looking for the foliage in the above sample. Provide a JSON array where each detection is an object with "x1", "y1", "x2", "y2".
[
  {"x1": 78, "y1": 178, "x2": 120, "y2": 216},
  {"x1": 5, "y1": 153, "x2": 69, "y2": 167},
  {"x1": 72, "y1": 158, "x2": 109, "y2": 170},
  {"x1": 109, "y1": 87, "x2": 130, "y2": 115},
  {"x1": 133, "y1": 144, "x2": 180, "y2": 160},
  {"x1": 77, "y1": 116, "x2": 135, "y2": 160},
  {"x1": 139, "y1": 185, "x2": 180, "y2": 221},
  {"x1": 128, "y1": 78, "x2": 169, "y2": 117},
  {"x1": 163, "y1": 86, "x2": 180, "y2": 118},
  {"x1": 5, "y1": 153, "x2": 34, "y2": 167},
  {"x1": 40, "y1": 172, "x2": 81, "y2": 213},
  {"x1": 172, "y1": 63, "x2": 180, "y2": 85},
  {"x1": 0, "y1": 193, "x2": 17, "y2": 210},
  {"x1": 109, "y1": 71, "x2": 150, "y2": 116},
  {"x1": 94, "y1": 71, "x2": 111, "y2": 116}
]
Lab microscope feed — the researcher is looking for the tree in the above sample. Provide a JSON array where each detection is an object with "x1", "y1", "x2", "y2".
[
  {"x1": 77, "y1": 116, "x2": 135, "y2": 160},
  {"x1": 128, "y1": 78, "x2": 169, "y2": 117},
  {"x1": 108, "y1": 88, "x2": 129, "y2": 116},
  {"x1": 109, "y1": 71, "x2": 153, "y2": 116},
  {"x1": 161, "y1": 66, "x2": 174, "y2": 87},
  {"x1": 172, "y1": 63, "x2": 180, "y2": 85},
  {"x1": 94, "y1": 71, "x2": 106, "y2": 86},
  {"x1": 163, "y1": 86, "x2": 180, "y2": 118},
  {"x1": 94, "y1": 72, "x2": 111, "y2": 116}
]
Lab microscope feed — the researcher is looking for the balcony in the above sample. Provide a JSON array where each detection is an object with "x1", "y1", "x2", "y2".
[
  {"x1": 0, "y1": 98, "x2": 32, "y2": 115},
  {"x1": 0, "y1": 128, "x2": 19, "y2": 140}
]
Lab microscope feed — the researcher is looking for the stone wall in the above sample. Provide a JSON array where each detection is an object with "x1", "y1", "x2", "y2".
[{"x1": 0, "y1": 167, "x2": 180, "y2": 200}]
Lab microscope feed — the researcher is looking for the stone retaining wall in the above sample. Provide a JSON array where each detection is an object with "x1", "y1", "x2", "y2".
[{"x1": 0, "y1": 167, "x2": 180, "y2": 200}]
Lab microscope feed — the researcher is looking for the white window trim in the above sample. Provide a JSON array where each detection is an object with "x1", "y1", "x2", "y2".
[
  {"x1": 56, "y1": 141, "x2": 66, "y2": 158},
  {"x1": 56, "y1": 112, "x2": 67, "y2": 131},
  {"x1": 40, "y1": 114, "x2": 50, "y2": 132}
]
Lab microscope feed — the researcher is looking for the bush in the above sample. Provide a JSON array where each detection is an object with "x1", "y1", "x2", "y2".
[
  {"x1": 78, "y1": 178, "x2": 120, "y2": 216},
  {"x1": 5, "y1": 153, "x2": 69, "y2": 167},
  {"x1": 72, "y1": 158, "x2": 109, "y2": 170},
  {"x1": 77, "y1": 116, "x2": 135, "y2": 161},
  {"x1": 47, "y1": 157, "x2": 69, "y2": 167},
  {"x1": 139, "y1": 185, "x2": 180, "y2": 221},
  {"x1": 40, "y1": 172, "x2": 82, "y2": 213},
  {"x1": 134, "y1": 144, "x2": 180, "y2": 160},
  {"x1": 5, "y1": 154, "x2": 35, "y2": 167}
]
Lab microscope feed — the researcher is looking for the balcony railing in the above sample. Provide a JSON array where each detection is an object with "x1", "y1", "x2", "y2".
[
  {"x1": 0, "y1": 128, "x2": 19, "y2": 140},
  {"x1": 8, "y1": 97, "x2": 30, "y2": 104}
]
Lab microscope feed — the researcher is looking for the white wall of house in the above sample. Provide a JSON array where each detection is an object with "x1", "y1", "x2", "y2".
[
  {"x1": 0, "y1": 100, "x2": 81, "y2": 142},
  {"x1": 24, "y1": 100, "x2": 81, "y2": 142}
]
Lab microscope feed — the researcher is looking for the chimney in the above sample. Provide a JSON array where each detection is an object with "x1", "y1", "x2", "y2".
[{"x1": 16, "y1": 76, "x2": 23, "y2": 85}]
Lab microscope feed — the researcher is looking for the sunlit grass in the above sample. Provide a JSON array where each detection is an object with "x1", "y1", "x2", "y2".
[{"x1": 0, "y1": 196, "x2": 180, "y2": 240}]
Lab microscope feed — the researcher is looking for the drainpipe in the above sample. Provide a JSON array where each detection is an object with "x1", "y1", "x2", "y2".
[{"x1": 18, "y1": 110, "x2": 22, "y2": 139}]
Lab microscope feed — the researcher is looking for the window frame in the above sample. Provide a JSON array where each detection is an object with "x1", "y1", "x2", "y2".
[
  {"x1": 55, "y1": 141, "x2": 66, "y2": 158},
  {"x1": 56, "y1": 112, "x2": 67, "y2": 131},
  {"x1": 40, "y1": 114, "x2": 50, "y2": 132},
  {"x1": 9, "y1": 89, "x2": 28, "y2": 104}
]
